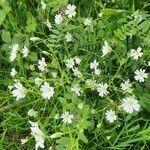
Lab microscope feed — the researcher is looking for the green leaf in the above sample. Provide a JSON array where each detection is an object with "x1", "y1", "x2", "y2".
[
  {"x1": 47, "y1": 0, "x2": 68, "y2": 12},
  {"x1": 50, "y1": 132, "x2": 63, "y2": 139},
  {"x1": 0, "y1": 10, "x2": 6, "y2": 25},
  {"x1": 138, "y1": 20, "x2": 150, "y2": 33},
  {"x1": 102, "y1": 9, "x2": 129, "y2": 16},
  {"x1": 1, "y1": 30, "x2": 11, "y2": 43},
  {"x1": 128, "y1": 124, "x2": 140, "y2": 133},
  {"x1": 78, "y1": 132, "x2": 88, "y2": 143},
  {"x1": 29, "y1": 52, "x2": 38, "y2": 62},
  {"x1": 26, "y1": 12, "x2": 37, "y2": 33}
]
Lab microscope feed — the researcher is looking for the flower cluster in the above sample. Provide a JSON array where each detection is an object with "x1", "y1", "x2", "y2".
[{"x1": 65, "y1": 56, "x2": 82, "y2": 78}]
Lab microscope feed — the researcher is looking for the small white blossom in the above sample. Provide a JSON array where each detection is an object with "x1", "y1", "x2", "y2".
[
  {"x1": 133, "y1": 11, "x2": 143, "y2": 21},
  {"x1": 10, "y1": 44, "x2": 19, "y2": 62},
  {"x1": 51, "y1": 71, "x2": 57, "y2": 78},
  {"x1": 90, "y1": 60, "x2": 99, "y2": 70},
  {"x1": 74, "y1": 57, "x2": 81, "y2": 65},
  {"x1": 102, "y1": 41, "x2": 112, "y2": 57},
  {"x1": 38, "y1": 57, "x2": 47, "y2": 71},
  {"x1": 55, "y1": 14, "x2": 63, "y2": 25},
  {"x1": 83, "y1": 18, "x2": 92, "y2": 26},
  {"x1": 134, "y1": 69, "x2": 148, "y2": 82},
  {"x1": 45, "y1": 19, "x2": 52, "y2": 30},
  {"x1": 121, "y1": 97, "x2": 140, "y2": 114},
  {"x1": 21, "y1": 138, "x2": 28, "y2": 145},
  {"x1": 10, "y1": 68, "x2": 17, "y2": 77},
  {"x1": 97, "y1": 82, "x2": 109, "y2": 97},
  {"x1": 40, "y1": 82, "x2": 54, "y2": 100},
  {"x1": 72, "y1": 67, "x2": 82, "y2": 78},
  {"x1": 29, "y1": 121, "x2": 45, "y2": 150},
  {"x1": 30, "y1": 37, "x2": 40, "y2": 41},
  {"x1": 65, "y1": 32, "x2": 73, "y2": 42},
  {"x1": 41, "y1": 1, "x2": 46, "y2": 10},
  {"x1": 22, "y1": 46, "x2": 29, "y2": 58},
  {"x1": 130, "y1": 47, "x2": 143, "y2": 60},
  {"x1": 71, "y1": 85, "x2": 81, "y2": 96},
  {"x1": 65, "y1": 4, "x2": 76, "y2": 18},
  {"x1": 105, "y1": 109, "x2": 117, "y2": 123},
  {"x1": 28, "y1": 109, "x2": 38, "y2": 117},
  {"x1": 35, "y1": 77, "x2": 43, "y2": 87},
  {"x1": 120, "y1": 79, "x2": 132, "y2": 92},
  {"x1": 94, "y1": 69, "x2": 101, "y2": 76},
  {"x1": 65, "y1": 58, "x2": 75, "y2": 69},
  {"x1": 61, "y1": 111, "x2": 73, "y2": 124},
  {"x1": 11, "y1": 82, "x2": 26, "y2": 101}
]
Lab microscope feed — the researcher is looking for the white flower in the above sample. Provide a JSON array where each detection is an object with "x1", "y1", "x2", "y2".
[
  {"x1": 28, "y1": 109, "x2": 38, "y2": 117},
  {"x1": 71, "y1": 85, "x2": 81, "y2": 96},
  {"x1": 38, "y1": 57, "x2": 47, "y2": 71},
  {"x1": 40, "y1": 82, "x2": 54, "y2": 100},
  {"x1": 102, "y1": 41, "x2": 112, "y2": 57},
  {"x1": 130, "y1": 47, "x2": 143, "y2": 60},
  {"x1": 65, "y1": 32, "x2": 73, "y2": 42},
  {"x1": 41, "y1": 1, "x2": 46, "y2": 10},
  {"x1": 72, "y1": 67, "x2": 82, "y2": 78},
  {"x1": 134, "y1": 69, "x2": 148, "y2": 82},
  {"x1": 74, "y1": 57, "x2": 81, "y2": 65},
  {"x1": 21, "y1": 138, "x2": 28, "y2": 145},
  {"x1": 120, "y1": 79, "x2": 132, "y2": 92},
  {"x1": 22, "y1": 46, "x2": 29, "y2": 58},
  {"x1": 61, "y1": 111, "x2": 73, "y2": 124},
  {"x1": 35, "y1": 77, "x2": 43, "y2": 87},
  {"x1": 105, "y1": 109, "x2": 117, "y2": 123},
  {"x1": 133, "y1": 11, "x2": 143, "y2": 21},
  {"x1": 11, "y1": 82, "x2": 26, "y2": 101},
  {"x1": 30, "y1": 37, "x2": 40, "y2": 41},
  {"x1": 65, "y1": 58, "x2": 75, "y2": 69},
  {"x1": 94, "y1": 69, "x2": 101, "y2": 76},
  {"x1": 148, "y1": 61, "x2": 150, "y2": 66},
  {"x1": 97, "y1": 82, "x2": 109, "y2": 97},
  {"x1": 90, "y1": 60, "x2": 99, "y2": 70},
  {"x1": 121, "y1": 97, "x2": 140, "y2": 114},
  {"x1": 83, "y1": 18, "x2": 92, "y2": 26},
  {"x1": 55, "y1": 14, "x2": 63, "y2": 25},
  {"x1": 65, "y1": 4, "x2": 76, "y2": 18},
  {"x1": 29, "y1": 121, "x2": 45, "y2": 150},
  {"x1": 10, "y1": 68, "x2": 17, "y2": 77},
  {"x1": 51, "y1": 71, "x2": 57, "y2": 78},
  {"x1": 10, "y1": 44, "x2": 19, "y2": 62},
  {"x1": 45, "y1": 19, "x2": 52, "y2": 30}
]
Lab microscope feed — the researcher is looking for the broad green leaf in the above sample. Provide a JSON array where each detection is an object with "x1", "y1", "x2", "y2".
[{"x1": 1, "y1": 30, "x2": 11, "y2": 43}]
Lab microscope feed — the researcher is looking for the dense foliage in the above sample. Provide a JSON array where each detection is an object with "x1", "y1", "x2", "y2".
[{"x1": 0, "y1": 0, "x2": 150, "y2": 149}]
